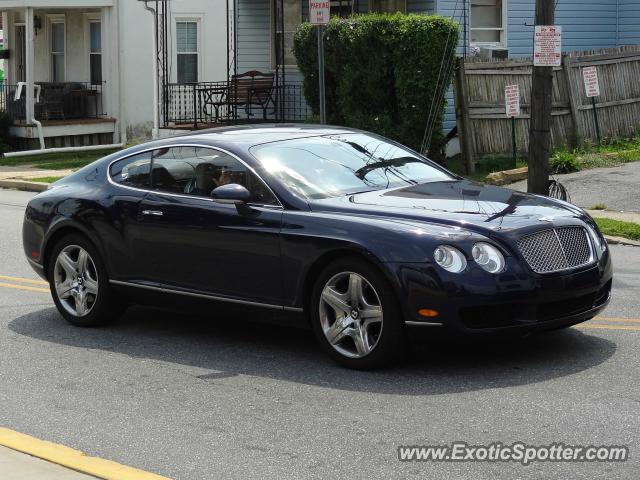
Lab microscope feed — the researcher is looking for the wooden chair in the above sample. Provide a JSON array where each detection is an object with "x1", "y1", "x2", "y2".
[{"x1": 205, "y1": 71, "x2": 275, "y2": 122}]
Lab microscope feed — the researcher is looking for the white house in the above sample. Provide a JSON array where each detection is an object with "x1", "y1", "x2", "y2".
[{"x1": 0, "y1": 0, "x2": 227, "y2": 149}]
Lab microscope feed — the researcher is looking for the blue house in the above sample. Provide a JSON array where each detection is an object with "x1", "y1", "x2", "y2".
[{"x1": 164, "y1": 1, "x2": 640, "y2": 132}]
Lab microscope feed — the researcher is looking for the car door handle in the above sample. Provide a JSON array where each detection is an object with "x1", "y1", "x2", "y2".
[{"x1": 141, "y1": 210, "x2": 163, "y2": 216}]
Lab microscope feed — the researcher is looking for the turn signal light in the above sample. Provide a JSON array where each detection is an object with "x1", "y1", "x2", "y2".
[{"x1": 418, "y1": 309, "x2": 439, "y2": 318}]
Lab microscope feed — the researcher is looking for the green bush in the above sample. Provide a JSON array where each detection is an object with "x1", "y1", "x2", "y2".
[
  {"x1": 293, "y1": 13, "x2": 459, "y2": 156},
  {"x1": 551, "y1": 150, "x2": 580, "y2": 173}
]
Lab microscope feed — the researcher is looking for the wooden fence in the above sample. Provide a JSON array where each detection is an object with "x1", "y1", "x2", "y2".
[{"x1": 453, "y1": 46, "x2": 640, "y2": 169}]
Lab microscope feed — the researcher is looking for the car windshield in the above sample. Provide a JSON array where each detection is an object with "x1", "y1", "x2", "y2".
[{"x1": 250, "y1": 133, "x2": 453, "y2": 199}]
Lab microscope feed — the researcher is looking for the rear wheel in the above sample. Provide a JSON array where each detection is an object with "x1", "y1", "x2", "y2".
[
  {"x1": 48, "y1": 234, "x2": 125, "y2": 327},
  {"x1": 310, "y1": 257, "x2": 407, "y2": 370}
]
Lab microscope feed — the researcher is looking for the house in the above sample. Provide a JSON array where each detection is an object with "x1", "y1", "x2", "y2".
[
  {"x1": 0, "y1": 0, "x2": 227, "y2": 149},
  {"x1": 232, "y1": 0, "x2": 640, "y2": 134},
  {"x1": 2, "y1": 0, "x2": 637, "y2": 150}
]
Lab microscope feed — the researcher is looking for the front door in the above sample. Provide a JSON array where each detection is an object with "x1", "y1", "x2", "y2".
[{"x1": 133, "y1": 146, "x2": 283, "y2": 306}]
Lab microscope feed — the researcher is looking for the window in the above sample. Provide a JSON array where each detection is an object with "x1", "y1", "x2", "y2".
[
  {"x1": 330, "y1": 0, "x2": 353, "y2": 17},
  {"x1": 89, "y1": 21, "x2": 102, "y2": 84},
  {"x1": 145, "y1": 147, "x2": 278, "y2": 205},
  {"x1": 50, "y1": 20, "x2": 65, "y2": 82},
  {"x1": 470, "y1": 0, "x2": 506, "y2": 45},
  {"x1": 176, "y1": 21, "x2": 198, "y2": 83},
  {"x1": 369, "y1": 0, "x2": 407, "y2": 13},
  {"x1": 251, "y1": 134, "x2": 452, "y2": 200},
  {"x1": 274, "y1": 0, "x2": 301, "y2": 68},
  {"x1": 110, "y1": 152, "x2": 153, "y2": 188}
]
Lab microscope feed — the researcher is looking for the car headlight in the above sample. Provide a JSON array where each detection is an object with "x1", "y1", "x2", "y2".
[
  {"x1": 472, "y1": 242, "x2": 506, "y2": 273},
  {"x1": 585, "y1": 223, "x2": 607, "y2": 253},
  {"x1": 433, "y1": 245, "x2": 467, "y2": 273}
]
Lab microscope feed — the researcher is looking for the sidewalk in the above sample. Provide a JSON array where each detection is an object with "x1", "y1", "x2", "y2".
[
  {"x1": 0, "y1": 165, "x2": 75, "y2": 181},
  {"x1": 0, "y1": 445, "x2": 97, "y2": 480}
]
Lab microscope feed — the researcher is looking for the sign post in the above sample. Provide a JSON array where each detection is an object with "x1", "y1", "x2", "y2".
[
  {"x1": 309, "y1": 1, "x2": 329, "y2": 124},
  {"x1": 505, "y1": 84, "x2": 520, "y2": 168},
  {"x1": 583, "y1": 66, "x2": 601, "y2": 145}
]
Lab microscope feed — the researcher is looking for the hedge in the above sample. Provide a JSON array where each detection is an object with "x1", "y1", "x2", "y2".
[{"x1": 293, "y1": 13, "x2": 459, "y2": 157}]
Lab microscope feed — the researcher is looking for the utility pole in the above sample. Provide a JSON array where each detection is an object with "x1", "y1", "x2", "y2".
[{"x1": 528, "y1": 0, "x2": 556, "y2": 195}]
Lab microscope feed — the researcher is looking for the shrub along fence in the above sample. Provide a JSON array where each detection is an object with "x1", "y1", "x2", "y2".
[
  {"x1": 454, "y1": 45, "x2": 640, "y2": 166},
  {"x1": 293, "y1": 14, "x2": 459, "y2": 157}
]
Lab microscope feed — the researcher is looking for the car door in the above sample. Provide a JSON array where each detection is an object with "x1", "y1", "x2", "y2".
[{"x1": 132, "y1": 146, "x2": 284, "y2": 306}]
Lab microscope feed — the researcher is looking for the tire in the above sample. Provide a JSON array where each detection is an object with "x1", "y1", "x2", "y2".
[
  {"x1": 47, "y1": 233, "x2": 126, "y2": 327},
  {"x1": 309, "y1": 257, "x2": 407, "y2": 370}
]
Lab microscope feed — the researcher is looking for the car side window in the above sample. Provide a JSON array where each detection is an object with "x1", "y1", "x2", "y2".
[
  {"x1": 110, "y1": 152, "x2": 152, "y2": 188},
  {"x1": 151, "y1": 146, "x2": 279, "y2": 205}
]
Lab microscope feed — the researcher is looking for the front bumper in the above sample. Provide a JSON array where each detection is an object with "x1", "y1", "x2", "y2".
[{"x1": 387, "y1": 249, "x2": 613, "y2": 336}]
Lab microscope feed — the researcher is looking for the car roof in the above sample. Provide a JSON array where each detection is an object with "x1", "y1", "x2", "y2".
[{"x1": 178, "y1": 123, "x2": 362, "y2": 147}]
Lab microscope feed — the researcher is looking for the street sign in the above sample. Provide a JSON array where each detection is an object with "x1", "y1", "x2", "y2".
[
  {"x1": 583, "y1": 66, "x2": 600, "y2": 98},
  {"x1": 505, "y1": 84, "x2": 520, "y2": 117},
  {"x1": 309, "y1": 1, "x2": 330, "y2": 25},
  {"x1": 533, "y1": 25, "x2": 562, "y2": 67}
]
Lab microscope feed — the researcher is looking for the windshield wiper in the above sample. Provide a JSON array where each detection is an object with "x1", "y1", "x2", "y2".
[{"x1": 354, "y1": 157, "x2": 421, "y2": 180}]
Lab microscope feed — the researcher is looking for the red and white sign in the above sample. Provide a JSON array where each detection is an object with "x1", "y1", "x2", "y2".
[
  {"x1": 309, "y1": 1, "x2": 330, "y2": 25},
  {"x1": 505, "y1": 84, "x2": 520, "y2": 117},
  {"x1": 533, "y1": 25, "x2": 562, "y2": 67},
  {"x1": 582, "y1": 66, "x2": 600, "y2": 98}
]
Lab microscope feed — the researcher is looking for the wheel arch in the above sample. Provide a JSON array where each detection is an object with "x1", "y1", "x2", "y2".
[
  {"x1": 301, "y1": 247, "x2": 406, "y2": 322},
  {"x1": 42, "y1": 221, "x2": 103, "y2": 280}
]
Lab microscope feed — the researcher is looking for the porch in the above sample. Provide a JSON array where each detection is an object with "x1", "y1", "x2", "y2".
[{"x1": 0, "y1": 1, "x2": 119, "y2": 147}]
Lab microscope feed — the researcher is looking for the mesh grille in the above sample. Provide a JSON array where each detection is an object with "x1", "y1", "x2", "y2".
[{"x1": 517, "y1": 227, "x2": 592, "y2": 273}]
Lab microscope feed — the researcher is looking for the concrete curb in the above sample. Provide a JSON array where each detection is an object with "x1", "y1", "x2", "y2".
[
  {"x1": 604, "y1": 235, "x2": 640, "y2": 247},
  {"x1": 0, "y1": 179, "x2": 49, "y2": 192}
]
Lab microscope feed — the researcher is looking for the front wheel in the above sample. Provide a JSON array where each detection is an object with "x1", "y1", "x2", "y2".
[
  {"x1": 309, "y1": 257, "x2": 407, "y2": 370},
  {"x1": 48, "y1": 234, "x2": 125, "y2": 327}
]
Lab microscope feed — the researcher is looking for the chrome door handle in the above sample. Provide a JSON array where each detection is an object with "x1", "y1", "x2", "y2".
[{"x1": 141, "y1": 210, "x2": 163, "y2": 216}]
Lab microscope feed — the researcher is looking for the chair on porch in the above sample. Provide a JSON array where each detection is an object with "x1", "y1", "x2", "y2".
[
  {"x1": 35, "y1": 83, "x2": 66, "y2": 121},
  {"x1": 205, "y1": 71, "x2": 275, "y2": 122}
]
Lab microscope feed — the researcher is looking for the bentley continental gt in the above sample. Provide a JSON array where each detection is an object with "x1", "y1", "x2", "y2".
[{"x1": 23, "y1": 125, "x2": 612, "y2": 369}]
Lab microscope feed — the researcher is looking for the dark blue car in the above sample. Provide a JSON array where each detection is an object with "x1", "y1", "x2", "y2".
[{"x1": 22, "y1": 125, "x2": 612, "y2": 369}]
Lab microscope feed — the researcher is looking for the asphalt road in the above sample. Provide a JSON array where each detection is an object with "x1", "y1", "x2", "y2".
[{"x1": 1, "y1": 189, "x2": 639, "y2": 480}]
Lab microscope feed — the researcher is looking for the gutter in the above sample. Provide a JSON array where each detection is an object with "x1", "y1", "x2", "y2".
[
  {"x1": 141, "y1": 0, "x2": 160, "y2": 138},
  {"x1": 3, "y1": 143, "x2": 124, "y2": 158}
]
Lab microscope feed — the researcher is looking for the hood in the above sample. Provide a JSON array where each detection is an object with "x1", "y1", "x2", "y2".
[{"x1": 309, "y1": 180, "x2": 587, "y2": 235}]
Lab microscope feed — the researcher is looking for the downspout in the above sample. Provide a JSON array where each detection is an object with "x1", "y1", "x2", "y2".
[
  {"x1": 142, "y1": 1, "x2": 160, "y2": 138},
  {"x1": 616, "y1": 0, "x2": 620, "y2": 46},
  {"x1": 32, "y1": 118, "x2": 45, "y2": 150}
]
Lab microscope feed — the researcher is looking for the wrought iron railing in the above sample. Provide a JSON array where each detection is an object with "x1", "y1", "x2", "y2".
[
  {"x1": 164, "y1": 81, "x2": 312, "y2": 128},
  {"x1": 0, "y1": 81, "x2": 106, "y2": 122}
]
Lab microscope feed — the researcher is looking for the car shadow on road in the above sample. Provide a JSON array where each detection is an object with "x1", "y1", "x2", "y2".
[{"x1": 9, "y1": 306, "x2": 616, "y2": 396}]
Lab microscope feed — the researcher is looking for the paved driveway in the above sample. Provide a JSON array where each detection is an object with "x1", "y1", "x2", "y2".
[{"x1": 509, "y1": 161, "x2": 640, "y2": 212}]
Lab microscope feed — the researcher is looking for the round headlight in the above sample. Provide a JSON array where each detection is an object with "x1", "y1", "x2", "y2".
[
  {"x1": 472, "y1": 242, "x2": 505, "y2": 273},
  {"x1": 433, "y1": 245, "x2": 467, "y2": 273}
]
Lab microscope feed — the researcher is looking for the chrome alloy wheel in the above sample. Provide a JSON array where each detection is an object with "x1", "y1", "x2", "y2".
[
  {"x1": 53, "y1": 245, "x2": 99, "y2": 317},
  {"x1": 319, "y1": 271, "x2": 384, "y2": 358}
]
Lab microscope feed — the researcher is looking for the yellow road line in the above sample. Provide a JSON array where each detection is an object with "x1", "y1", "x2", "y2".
[
  {"x1": 594, "y1": 316, "x2": 640, "y2": 323},
  {"x1": 577, "y1": 324, "x2": 640, "y2": 331},
  {"x1": 0, "y1": 428, "x2": 171, "y2": 480},
  {"x1": 0, "y1": 282, "x2": 50, "y2": 293},
  {"x1": 0, "y1": 274, "x2": 48, "y2": 286}
]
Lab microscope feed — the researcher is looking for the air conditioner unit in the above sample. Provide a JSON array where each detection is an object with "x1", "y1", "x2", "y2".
[{"x1": 478, "y1": 46, "x2": 509, "y2": 60}]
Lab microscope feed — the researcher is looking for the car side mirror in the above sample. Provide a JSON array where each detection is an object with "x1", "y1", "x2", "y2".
[{"x1": 211, "y1": 183, "x2": 253, "y2": 214}]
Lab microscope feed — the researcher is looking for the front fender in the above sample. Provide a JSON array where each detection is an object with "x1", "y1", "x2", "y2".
[{"x1": 280, "y1": 211, "x2": 488, "y2": 309}]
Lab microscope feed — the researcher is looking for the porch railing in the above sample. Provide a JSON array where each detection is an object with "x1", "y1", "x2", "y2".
[
  {"x1": 0, "y1": 81, "x2": 107, "y2": 122},
  {"x1": 164, "y1": 81, "x2": 312, "y2": 128}
]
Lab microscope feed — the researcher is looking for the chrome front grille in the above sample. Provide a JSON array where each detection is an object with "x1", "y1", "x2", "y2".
[{"x1": 517, "y1": 226, "x2": 593, "y2": 273}]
